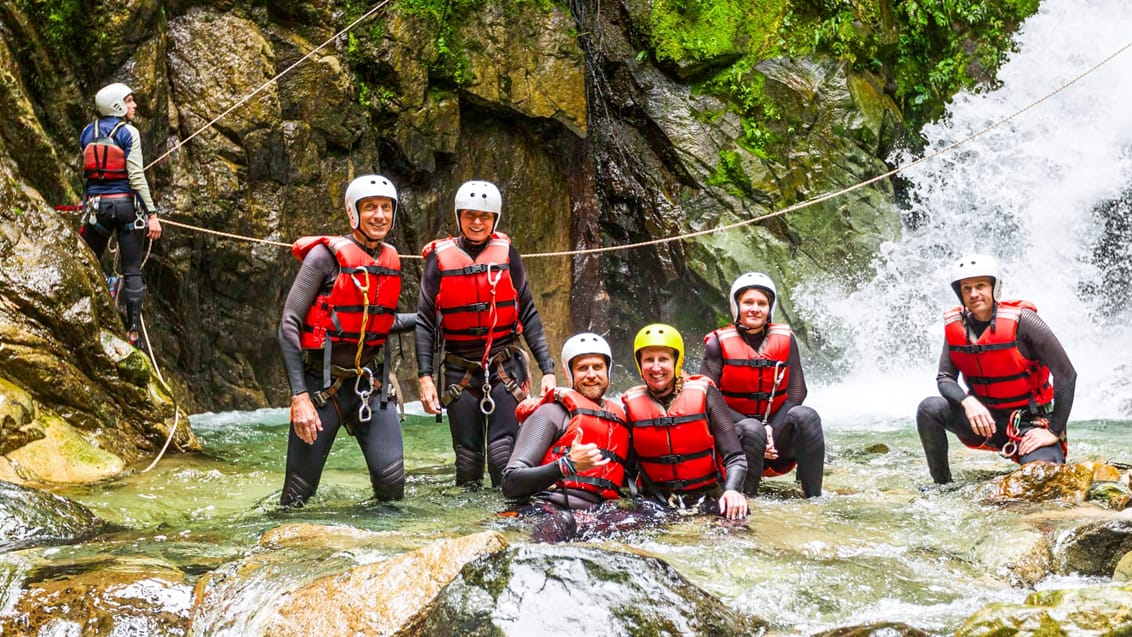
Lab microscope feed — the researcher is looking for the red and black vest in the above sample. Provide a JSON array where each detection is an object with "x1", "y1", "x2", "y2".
[
  {"x1": 526, "y1": 388, "x2": 630, "y2": 500},
  {"x1": 945, "y1": 299, "x2": 1053, "y2": 411},
  {"x1": 423, "y1": 233, "x2": 519, "y2": 345},
  {"x1": 292, "y1": 236, "x2": 401, "y2": 350},
  {"x1": 623, "y1": 376, "x2": 721, "y2": 494},
  {"x1": 82, "y1": 120, "x2": 129, "y2": 182},
  {"x1": 710, "y1": 324, "x2": 792, "y2": 419}
]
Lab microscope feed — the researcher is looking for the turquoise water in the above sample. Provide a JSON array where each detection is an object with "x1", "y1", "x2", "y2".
[{"x1": 26, "y1": 409, "x2": 1130, "y2": 635}]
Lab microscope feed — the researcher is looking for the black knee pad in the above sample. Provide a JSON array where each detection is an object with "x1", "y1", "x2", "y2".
[
  {"x1": 280, "y1": 474, "x2": 315, "y2": 507},
  {"x1": 454, "y1": 446, "x2": 485, "y2": 486},
  {"x1": 371, "y1": 459, "x2": 405, "y2": 501},
  {"x1": 486, "y1": 436, "x2": 514, "y2": 486}
]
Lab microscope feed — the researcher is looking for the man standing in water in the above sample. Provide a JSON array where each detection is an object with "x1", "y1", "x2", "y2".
[
  {"x1": 415, "y1": 180, "x2": 557, "y2": 489},
  {"x1": 916, "y1": 254, "x2": 1076, "y2": 484},
  {"x1": 277, "y1": 174, "x2": 415, "y2": 506},
  {"x1": 79, "y1": 82, "x2": 162, "y2": 349},
  {"x1": 502, "y1": 333, "x2": 631, "y2": 540}
]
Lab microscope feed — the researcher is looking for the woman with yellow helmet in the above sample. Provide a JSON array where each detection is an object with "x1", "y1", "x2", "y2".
[{"x1": 622, "y1": 323, "x2": 748, "y2": 519}]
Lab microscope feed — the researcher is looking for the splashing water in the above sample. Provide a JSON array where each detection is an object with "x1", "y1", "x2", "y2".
[{"x1": 801, "y1": 0, "x2": 1132, "y2": 424}]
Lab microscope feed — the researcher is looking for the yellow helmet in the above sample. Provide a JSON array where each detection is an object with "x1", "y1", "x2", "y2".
[{"x1": 633, "y1": 323, "x2": 684, "y2": 376}]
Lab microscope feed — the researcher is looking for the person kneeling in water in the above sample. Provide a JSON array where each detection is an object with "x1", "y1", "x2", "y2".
[{"x1": 502, "y1": 333, "x2": 634, "y2": 542}]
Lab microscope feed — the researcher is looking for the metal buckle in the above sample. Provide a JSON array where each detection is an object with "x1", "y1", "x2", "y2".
[{"x1": 354, "y1": 368, "x2": 375, "y2": 423}]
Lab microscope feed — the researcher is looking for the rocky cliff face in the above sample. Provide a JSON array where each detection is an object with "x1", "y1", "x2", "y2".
[{"x1": 0, "y1": 0, "x2": 1017, "y2": 478}]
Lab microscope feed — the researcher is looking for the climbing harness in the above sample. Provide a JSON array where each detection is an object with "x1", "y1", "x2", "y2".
[
  {"x1": 477, "y1": 262, "x2": 506, "y2": 415},
  {"x1": 1000, "y1": 409, "x2": 1052, "y2": 461}
]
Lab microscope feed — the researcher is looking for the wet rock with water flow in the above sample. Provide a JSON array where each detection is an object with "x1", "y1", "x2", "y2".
[
  {"x1": 1055, "y1": 519, "x2": 1132, "y2": 578},
  {"x1": 0, "y1": 480, "x2": 102, "y2": 553},
  {"x1": 416, "y1": 543, "x2": 766, "y2": 636},
  {"x1": 955, "y1": 583, "x2": 1132, "y2": 636}
]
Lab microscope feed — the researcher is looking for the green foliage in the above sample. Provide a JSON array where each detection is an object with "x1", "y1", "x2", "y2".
[
  {"x1": 642, "y1": 0, "x2": 1039, "y2": 147},
  {"x1": 395, "y1": 0, "x2": 484, "y2": 86},
  {"x1": 15, "y1": 0, "x2": 86, "y2": 58}
]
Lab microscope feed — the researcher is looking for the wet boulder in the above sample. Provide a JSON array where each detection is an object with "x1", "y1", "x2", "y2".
[
  {"x1": 0, "y1": 480, "x2": 102, "y2": 553},
  {"x1": 975, "y1": 462, "x2": 1093, "y2": 503},
  {"x1": 0, "y1": 554, "x2": 192, "y2": 636},
  {"x1": 1056, "y1": 519, "x2": 1132, "y2": 578},
  {"x1": 955, "y1": 583, "x2": 1132, "y2": 636},
  {"x1": 416, "y1": 543, "x2": 766, "y2": 636},
  {"x1": 814, "y1": 623, "x2": 931, "y2": 637}
]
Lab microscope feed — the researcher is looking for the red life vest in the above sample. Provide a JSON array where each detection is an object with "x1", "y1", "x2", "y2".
[
  {"x1": 944, "y1": 299, "x2": 1053, "y2": 411},
  {"x1": 422, "y1": 233, "x2": 519, "y2": 345},
  {"x1": 292, "y1": 236, "x2": 401, "y2": 350},
  {"x1": 82, "y1": 120, "x2": 129, "y2": 181},
  {"x1": 623, "y1": 376, "x2": 721, "y2": 494},
  {"x1": 526, "y1": 388, "x2": 630, "y2": 500},
  {"x1": 710, "y1": 324, "x2": 792, "y2": 419}
]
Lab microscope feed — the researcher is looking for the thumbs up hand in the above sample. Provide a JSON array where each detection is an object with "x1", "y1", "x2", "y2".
[{"x1": 567, "y1": 427, "x2": 609, "y2": 473}]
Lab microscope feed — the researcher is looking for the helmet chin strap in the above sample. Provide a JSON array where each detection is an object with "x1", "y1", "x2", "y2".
[{"x1": 352, "y1": 226, "x2": 383, "y2": 247}]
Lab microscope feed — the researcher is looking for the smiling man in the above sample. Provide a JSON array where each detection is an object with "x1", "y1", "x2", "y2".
[
  {"x1": 415, "y1": 180, "x2": 557, "y2": 489},
  {"x1": 276, "y1": 174, "x2": 416, "y2": 506},
  {"x1": 502, "y1": 333, "x2": 630, "y2": 514},
  {"x1": 915, "y1": 254, "x2": 1077, "y2": 484}
]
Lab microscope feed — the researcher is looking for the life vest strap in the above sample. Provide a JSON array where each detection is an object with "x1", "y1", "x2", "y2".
[
  {"x1": 629, "y1": 413, "x2": 703, "y2": 428},
  {"x1": 340, "y1": 265, "x2": 401, "y2": 277},
  {"x1": 564, "y1": 406, "x2": 623, "y2": 422},
  {"x1": 652, "y1": 472, "x2": 719, "y2": 493},
  {"x1": 550, "y1": 446, "x2": 627, "y2": 467},
  {"x1": 559, "y1": 474, "x2": 621, "y2": 495},
  {"x1": 443, "y1": 299, "x2": 518, "y2": 314},
  {"x1": 639, "y1": 447, "x2": 714, "y2": 465},
  {"x1": 439, "y1": 263, "x2": 511, "y2": 277},
  {"x1": 964, "y1": 370, "x2": 1033, "y2": 384},
  {"x1": 720, "y1": 357, "x2": 781, "y2": 369},
  {"x1": 719, "y1": 388, "x2": 774, "y2": 400},
  {"x1": 948, "y1": 341, "x2": 1016, "y2": 354}
]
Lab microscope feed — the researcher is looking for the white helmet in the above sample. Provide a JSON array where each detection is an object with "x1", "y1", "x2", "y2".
[
  {"x1": 344, "y1": 174, "x2": 398, "y2": 232},
  {"x1": 561, "y1": 332, "x2": 613, "y2": 385},
  {"x1": 729, "y1": 272, "x2": 777, "y2": 323},
  {"x1": 950, "y1": 253, "x2": 1002, "y2": 302},
  {"x1": 95, "y1": 83, "x2": 133, "y2": 117},
  {"x1": 454, "y1": 180, "x2": 502, "y2": 228}
]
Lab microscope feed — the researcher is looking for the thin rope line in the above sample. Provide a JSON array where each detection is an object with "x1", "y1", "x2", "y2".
[{"x1": 145, "y1": 0, "x2": 393, "y2": 170}]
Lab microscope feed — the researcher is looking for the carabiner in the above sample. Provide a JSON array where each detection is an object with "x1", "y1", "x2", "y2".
[
  {"x1": 1000, "y1": 441, "x2": 1018, "y2": 460},
  {"x1": 485, "y1": 263, "x2": 504, "y2": 291},
  {"x1": 355, "y1": 368, "x2": 374, "y2": 423},
  {"x1": 480, "y1": 382, "x2": 496, "y2": 415}
]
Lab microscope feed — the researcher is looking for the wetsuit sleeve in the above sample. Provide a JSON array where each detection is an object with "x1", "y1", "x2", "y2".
[
  {"x1": 391, "y1": 312, "x2": 416, "y2": 334},
  {"x1": 278, "y1": 246, "x2": 336, "y2": 395},
  {"x1": 123, "y1": 123, "x2": 157, "y2": 213},
  {"x1": 706, "y1": 385, "x2": 747, "y2": 492},
  {"x1": 414, "y1": 252, "x2": 441, "y2": 378},
  {"x1": 510, "y1": 247, "x2": 555, "y2": 375},
  {"x1": 699, "y1": 333, "x2": 723, "y2": 383},
  {"x1": 769, "y1": 336, "x2": 807, "y2": 430},
  {"x1": 1017, "y1": 309, "x2": 1076, "y2": 435},
  {"x1": 934, "y1": 340, "x2": 969, "y2": 405},
  {"x1": 501, "y1": 403, "x2": 570, "y2": 499}
]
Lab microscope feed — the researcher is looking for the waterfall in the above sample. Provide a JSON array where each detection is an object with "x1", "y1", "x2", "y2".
[{"x1": 801, "y1": 0, "x2": 1132, "y2": 424}]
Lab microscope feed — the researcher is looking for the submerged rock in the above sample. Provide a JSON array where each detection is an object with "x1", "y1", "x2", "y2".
[
  {"x1": 0, "y1": 480, "x2": 102, "y2": 553},
  {"x1": 814, "y1": 622, "x2": 931, "y2": 637},
  {"x1": 1056, "y1": 519, "x2": 1132, "y2": 578},
  {"x1": 0, "y1": 554, "x2": 192, "y2": 636},
  {"x1": 416, "y1": 543, "x2": 766, "y2": 636},
  {"x1": 956, "y1": 583, "x2": 1132, "y2": 636}
]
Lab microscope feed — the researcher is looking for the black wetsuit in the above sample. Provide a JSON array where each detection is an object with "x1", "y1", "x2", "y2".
[
  {"x1": 701, "y1": 329, "x2": 825, "y2": 497},
  {"x1": 415, "y1": 237, "x2": 555, "y2": 487},
  {"x1": 502, "y1": 401, "x2": 621, "y2": 510},
  {"x1": 79, "y1": 117, "x2": 156, "y2": 337},
  {"x1": 277, "y1": 237, "x2": 416, "y2": 506},
  {"x1": 916, "y1": 307, "x2": 1077, "y2": 484},
  {"x1": 627, "y1": 380, "x2": 749, "y2": 510}
]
